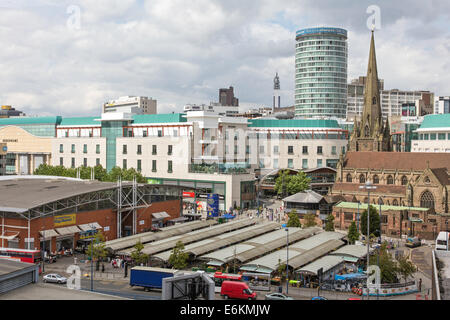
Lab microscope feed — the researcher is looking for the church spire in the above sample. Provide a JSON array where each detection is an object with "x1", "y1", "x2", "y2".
[{"x1": 361, "y1": 30, "x2": 382, "y2": 136}]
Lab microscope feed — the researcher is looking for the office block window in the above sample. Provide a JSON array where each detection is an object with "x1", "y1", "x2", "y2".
[
  {"x1": 96, "y1": 158, "x2": 100, "y2": 166},
  {"x1": 302, "y1": 159, "x2": 308, "y2": 169},
  {"x1": 317, "y1": 146, "x2": 323, "y2": 155},
  {"x1": 273, "y1": 145, "x2": 279, "y2": 155},
  {"x1": 83, "y1": 144, "x2": 87, "y2": 154},
  {"x1": 168, "y1": 145, "x2": 173, "y2": 155},
  {"x1": 302, "y1": 146, "x2": 308, "y2": 154},
  {"x1": 123, "y1": 159, "x2": 127, "y2": 170},
  {"x1": 137, "y1": 160, "x2": 142, "y2": 172},
  {"x1": 152, "y1": 160, "x2": 157, "y2": 172},
  {"x1": 71, "y1": 158, "x2": 75, "y2": 168},
  {"x1": 317, "y1": 159, "x2": 323, "y2": 168},
  {"x1": 137, "y1": 145, "x2": 142, "y2": 155},
  {"x1": 152, "y1": 145, "x2": 157, "y2": 155},
  {"x1": 273, "y1": 159, "x2": 279, "y2": 169},
  {"x1": 288, "y1": 159, "x2": 294, "y2": 169},
  {"x1": 331, "y1": 146, "x2": 337, "y2": 155},
  {"x1": 59, "y1": 157, "x2": 63, "y2": 166},
  {"x1": 59, "y1": 144, "x2": 64, "y2": 153},
  {"x1": 123, "y1": 145, "x2": 127, "y2": 154},
  {"x1": 168, "y1": 160, "x2": 173, "y2": 173},
  {"x1": 71, "y1": 144, "x2": 75, "y2": 153},
  {"x1": 158, "y1": 130, "x2": 162, "y2": 137},
  {"x1": 288, "y1": 146, "x2": 294, "y2": 155},
  {"x1": 96, "y1": 144, "x2": 100, "y2": 154},
  {"x1": 83, "y1": 158, "x2": 87, "y2": 167}
]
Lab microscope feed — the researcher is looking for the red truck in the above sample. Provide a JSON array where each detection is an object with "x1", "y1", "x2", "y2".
[{"x1": 220, "y1": 280, "x2": 257, "y2": 300}]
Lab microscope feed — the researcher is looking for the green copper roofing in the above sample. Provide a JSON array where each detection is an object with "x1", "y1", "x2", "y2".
[
  {"x1": 248, "y1": 119, "x2": 341, "y2": 128},
  {"x1": 419, "y1": 114, "x2": 450, "y2": 129},
  {"x1": 0, "y1": 116, "x2": 62, "y2": 126},
  {"x1": 335, "y1": 202, "x2": 429, "y2": 212},
  {"x1": 132, "y1": 113, "x2": 187, "y2": 124},
  {"x1": 59, "y1": 117, "x2": 100, "y2": 126}
]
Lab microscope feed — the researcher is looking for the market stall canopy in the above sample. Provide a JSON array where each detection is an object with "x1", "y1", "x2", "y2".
[
  {"x1": 78, "y1": 222, "x2": 103, "y2": 231},
  {"x1": 39, "y1": 229, "x2": 59, "y2": 238},
  {"x1": 55, "y1": 225, "x2": 81, "y2": 236},
  {"x1": 152, "y1": 212, "x2": 170, "y2": 220},
  {"x1": 0, "y1": 232, "x2": 19, "y2": 240}
]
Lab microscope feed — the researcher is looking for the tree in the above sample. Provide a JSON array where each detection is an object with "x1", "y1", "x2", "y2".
[
  {"x1": 324, "y1": 214, "x2": 335, "y2": 231},
  {"x1": 304, "y1": 213, "x2": 317, "y2": 227},
  {"x1": 130, "y1": 240, "x2": 149, "y2": 266},
  {"x1": 396, "y1": 255, "x2": 416, "y2": 283},
  {"x1": 274, "y1": 170, "x2": 291, "y2": 197},
  {"x1": 168, "y1": 241, "x2": 189, "y2": 269},
  {"x1": 347, "y1": 221, "x2": 359, "y2": 244},
  {"x1": 360, "y1": 205, "x2": 380, "y2": 238},
  {"x1": 286, "y1": 209, "x2": 302, "y2": 228},
  {"x1": 85, "y1": 231, "x2": 108, "y2": 271},
  {"x1": 368, "y1": 242, "x2": 399, "y2": 284},
  {"x1": 287, "y1": 172, "x2": 311, "y2": 195},
  {"x1": 276, "y1": 259, "x2": 288, "y2": 282}
]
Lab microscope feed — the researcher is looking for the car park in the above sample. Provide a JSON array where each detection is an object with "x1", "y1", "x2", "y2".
[
  {"x1": 43, "y1": 274, "x2": 67, "y2": 284},
  {"x1": 265, "y1": 293, "x2": 294, "y2": 300}
]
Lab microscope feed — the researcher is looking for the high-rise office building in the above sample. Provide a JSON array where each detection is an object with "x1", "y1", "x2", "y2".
[
  {"x1": 219, "y1": 86, "x2": 239, "y2": 106},
  {"x1": 435, "y1": 96, "x2": 450, "y2": 114},
  {"x1": 295, "y1": 27, "x2": 348, "y2": 118},
  {"x1": 103, "y1": 96, "x2": 157, "y2": 115},
  {"x1": 273, "y1": 73, "x2": 281, "y2": 111}
]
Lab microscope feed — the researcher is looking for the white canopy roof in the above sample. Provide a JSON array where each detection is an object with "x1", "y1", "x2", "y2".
[
  {"x1": 78, "y1": 222, "x2": 102, "y2": 231},
  {"x1": 0, "y1": 233, "x2": 19, "y2": 240},
  {"x1": 56, "y1": 225, "x2": 81, "y2": 236},
  {"x1": 40, "y1": 229, "x2": 59, "y2": 238},
  {"x1": 152, "y1": 212, "x2": 170, "y2": 220}
]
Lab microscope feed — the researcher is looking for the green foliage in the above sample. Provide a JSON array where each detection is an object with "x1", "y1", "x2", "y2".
[
  {"x1": 85, "y1": 232, "x2": 108, "y2": 262},
  {"x1": 130, "y1": 240, "x2": 149, "y2": 266},
  {"x1": 360, "y1": 205, "x2": 380, "y2": 237},
  {"x1": 276, "y1": 259, "x2": 287, "y2": 282},
  {"x1": 396, "y1": 255, "x2": 416, "y2": 283},
  {"x1": 369, "y1": 242, "x2": 399, "y2": 284},
  {"x1": 33, "y1": 164, "x2": 146, "y2": 183},
  {"x1": 286, "y1": 209, "x2": 302, "y2": 228},
  {"x1": 168, "y1": 241, "x2": 189, "y2": 269},
  {"x1": 324, "y1": 214, "x2": 335, "y2": 231},
  {"x1": 304, "y1": 213, "x2": 317, "y2": 227},
  {"x1": 274, "y1": 171, "x2": 311, "y2": 197},
  {"x1": 347, "y1": 221, "x2": 359, "y2": 244}
]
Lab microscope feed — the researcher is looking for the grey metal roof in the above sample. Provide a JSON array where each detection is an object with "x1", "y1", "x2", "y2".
[
  {"x1": 287, "y1": 239, "x2": 345, "y2": 269},
  {"x1": 105, "y1": 220, "x2": 217, "y2": 252},
  {"x1": 120, "y1": 218, "x2": 256, "y2": 256},
  {"x1": 295, "y1": 255, "x2": 345, "y2": 275},
  {"x1": 282, "y1": 190, "x2": 323, "y2": 204},
  {"x1": 0, "y1": 259, "x2": 37, "y2": 277},
  {"x1": 153, "y1": 222, "x2": 280, "y2": 262},
  {"x1": 240, "y1": 231, "x2": 345, "y2": 272},
  {"x1": 0, "y1": 177, "x2": 128, "y2": 211},
  {"x1": 329, "y1": 245, "x2": 371, "y2": 259}
]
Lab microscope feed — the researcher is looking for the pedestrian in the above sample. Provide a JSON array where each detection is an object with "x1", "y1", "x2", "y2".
[{"x1": 419, "y1": 278, "x2": 422, "y2": 292}]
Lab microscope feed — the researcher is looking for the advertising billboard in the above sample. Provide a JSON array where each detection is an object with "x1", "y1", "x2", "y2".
[{"x1": 207, "y1": 193, "x2": 219, "y2": 218}]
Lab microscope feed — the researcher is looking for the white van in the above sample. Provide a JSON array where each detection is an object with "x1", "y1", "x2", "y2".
[{"x1": 435, "y1": 231, "x2": 449, "y2": 250}]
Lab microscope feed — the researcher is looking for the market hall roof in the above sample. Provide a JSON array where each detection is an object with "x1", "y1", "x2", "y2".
[
  {"x1": 342, "y1": 152, "x2": 450, "y2": 171},
  {"x1": 282, "y1": 190, "x2": 324, "y2": 204},
  {"x1": 0, "y1": 176, "x2": 129, "y2": 212}
]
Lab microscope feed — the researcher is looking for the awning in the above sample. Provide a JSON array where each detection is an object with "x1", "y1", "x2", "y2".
[
  {"x1": 207, "y1": 260, "x2": 225, "y2": 267},
  {"x1": 78, "y1": 222, "x2": 103, "y2": 231},
  {"x1": 341, "y1": 256, "x2": 359, "y2": 263},
  {"x1": 40, "y1": 229, "x2": 59, "y2": 238},
  {"x1": 0, "y1": 232, "x2": 19, "y2": 240},
  {"x1": 409, "y1": 217, "x2": 424, "y2": 223},
  {"x1": 56, "y1": 225, "x2": 81, "y2": 236},
  {"x1": 152, "y1": 212, "x2": 170, "y2": 220}
]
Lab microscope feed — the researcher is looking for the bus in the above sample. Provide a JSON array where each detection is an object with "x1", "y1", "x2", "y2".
[
  {"x1": 436, "y1": 232, "x2": 449, "y2": 251},
  {"x1": 212, "y1": 272, "x2": 242, "y2": 293},
  {"x1": 0, "y1": 247, "x2": 42, "y2": 272}
]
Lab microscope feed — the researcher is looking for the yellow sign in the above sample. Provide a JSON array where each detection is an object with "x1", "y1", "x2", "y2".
[{"x1": 54, "y1": 214, "x2": 76, "y2": 227}]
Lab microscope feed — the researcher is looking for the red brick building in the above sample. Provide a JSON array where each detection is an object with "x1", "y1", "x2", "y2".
[{"x1": 0, "y1": 177, "x2": 182, "y2": 252}]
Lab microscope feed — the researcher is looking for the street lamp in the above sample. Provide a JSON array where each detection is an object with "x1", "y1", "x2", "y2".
[
  {"x1": 359, "y1": 180, "x2": 377, "y2": 298},
  {"x1": 89, "y1": 223, "x2": 96, "y2": 292},
  {"x1": 357, "y1": 201, "x2": 360, "y2": 234},
  {"x1": 41, "y1": 227, "x2": 45, "y2": 273},
  {"x1": 285, "y1": 227, "x2": 289, "y2": 295}
]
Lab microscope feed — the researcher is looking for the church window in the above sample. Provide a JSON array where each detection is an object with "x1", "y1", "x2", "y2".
[
  {"x1": 346, "y1": 174, "x2": 352, "y2": 183},
  {"x1": 387, "y1": 175, "x2": 394, "y2": 185},
  {"x1": 420, "y1": 191, "x2": 435, "y2": 209},
  {"x1": 373, "y1": 175, "x2": 379, "y2": 184},
  {"x1": 359, "y1": 174, "x2": 366, "y2": 183},
  {"x1": 401, "y1": 176, "x2": 408, "y2": 186}
]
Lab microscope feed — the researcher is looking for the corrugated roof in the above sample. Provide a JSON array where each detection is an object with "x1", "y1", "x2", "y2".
[
  {"x1": 152, "y1": 222, "x2": 280, "y2": 262},
  {"x1": 332, "y1": 182, "x2": 406, "y2": 195},
  {"x1": 105, "y1": 220, "x2": 217, "y2": 252},
  {"x1": 418, "y1": 114, "x2": 450, "y2": 129},
  {"x1": 335, "y1": 202, "x2": 430, "y2": 212},
  {"x1": 119, "y1": 218, "x2": 256, "y2": 256},
  {"x1": 283, "y1": 190, "x2": 323, "y2": 204},
  {"x1": 132, "y1": 113, "x2": 187, "y2": 124},
  {"x1": 59, "y1": 117, "x2": 100, "y2": 126},
  {"x1": 0, "y1": 116, "x2": 62, "y2": 126},
  {"x1": 287, "y1": 239, "x2": 345, "y2": 269},
  {"x1": 247, "y1": 119, "x2": 341, "y2": 128},
  {"x1": 295, "y1": 255, "x2": 345, "y2": 275},
  {"x1": 329, "y1": 245, "x2": 371, "y2": 259}
]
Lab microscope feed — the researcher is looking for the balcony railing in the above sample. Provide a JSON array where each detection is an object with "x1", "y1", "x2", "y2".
[{"x1": 188, "y1": 163, "x2": 250, "y2": 175}]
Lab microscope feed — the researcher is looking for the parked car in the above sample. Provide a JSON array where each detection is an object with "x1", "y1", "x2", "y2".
[
  {"x1": 43, "y1": 274, "x2": 67, "y2": 284},
  {"x1": 406, "y1": 237, "x2": 422, "y2": 248},
  {"x1": 221, "y1": 281, "x2": 257, "y2": 300},
  {"x1": 265, "y1": 292, "x2": 294, "y2": 300}
]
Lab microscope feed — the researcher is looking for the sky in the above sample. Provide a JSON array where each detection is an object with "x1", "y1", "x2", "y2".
[{"x1": 0, "y1": 0, "x2": 449, "y2": 117}]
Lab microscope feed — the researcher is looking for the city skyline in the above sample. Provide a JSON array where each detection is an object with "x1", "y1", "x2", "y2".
[{"x1": 0, "y1": 0, "x2": 449, "y2": 117}]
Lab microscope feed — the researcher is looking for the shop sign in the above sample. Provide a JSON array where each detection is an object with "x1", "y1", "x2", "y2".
[
  {"x1": 207, "y1": 194, "x2": 219, "y2": 218},
  {"x1": 182, "y1": 191, "x2": 195, "y2": 198},
  {"x1": 104, "y1": 226, "x2": 110, "y2": 232},
  {"x1": 139, "y1": 220, "x2": 145, "y2": 225},
  {"x1": 147, "y1": 178, "x2": 162, "y2": 185},
  {"x1": 79, "y1": 229, "x2": 98, "y2": 240},
  {"x1": 54, "y1": 214, "x2": 76, "y2": 227}
]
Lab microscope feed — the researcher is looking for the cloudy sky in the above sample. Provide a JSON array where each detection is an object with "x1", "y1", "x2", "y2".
[{"x1": 0, "y1": 0, "x2": 449, "y2": 117}]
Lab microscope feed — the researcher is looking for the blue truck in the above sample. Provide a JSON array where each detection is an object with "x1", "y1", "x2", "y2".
[{"x1": 129, "y1": 267, "x2": 179, "y2": 291}]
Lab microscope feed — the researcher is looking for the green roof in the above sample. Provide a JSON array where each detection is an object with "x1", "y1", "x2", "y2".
[
  {"x1": 59, "y1": 117, "x2": 100, "y2": 126},
  {"x1": 132, "y1": 113, "x2": 187, "y2": 124},
  {"x1": 419, "y1": 114, "x2": 450, "y2": 129},
  {"x1": 248, "y1": 119, "x2": 341, "y2": 128},
  {"x1": 335, "y1": 202, "x2": 429, "y2": 212},
  {"x1": 0, "y1": 116, "x2": 62, "y2": 126}
]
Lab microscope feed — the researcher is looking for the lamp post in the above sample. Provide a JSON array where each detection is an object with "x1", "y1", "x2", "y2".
[
  {"x1": 357, "y1": 201, "x2": 360, "y2": 234},
  {"x1": 285, "y1": 227, "x2": 289, "y2": 295},
  {"x1": 41, "y1": 227, "x2": 45, "y2": 273},
  {"x1": 377, "y1": 197, "x2": 384, "y2": 300},
  {"x1": 359, "y1": 180, "x2": 377, "y2": 299},
  {"x1": 89, "y1": 223, "x2": 96, "y2": 292}
]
